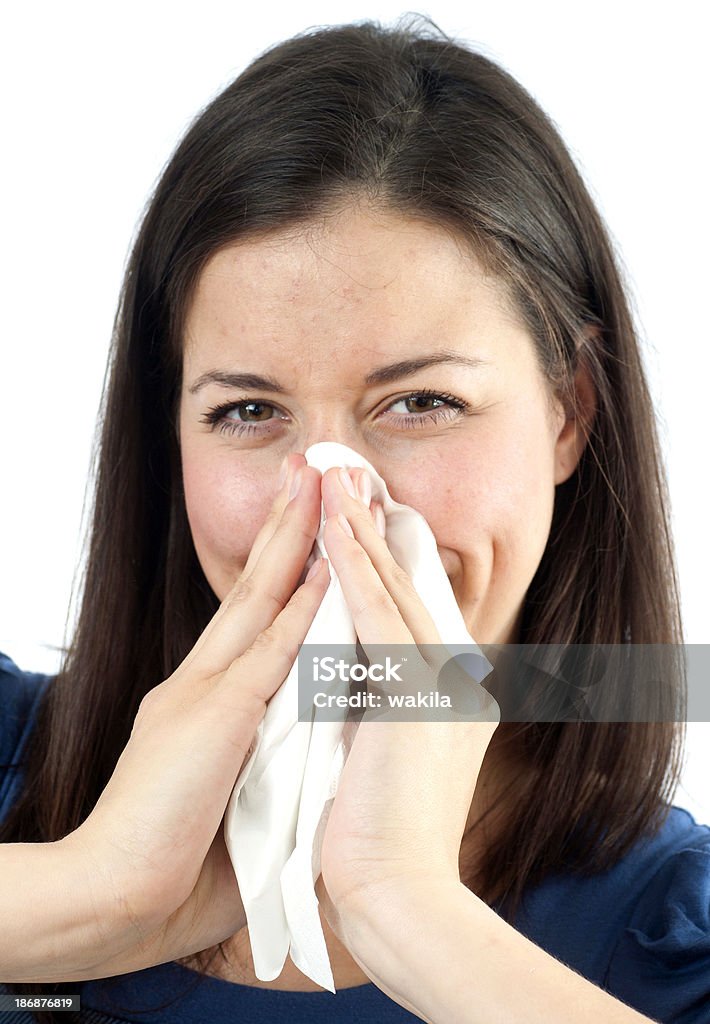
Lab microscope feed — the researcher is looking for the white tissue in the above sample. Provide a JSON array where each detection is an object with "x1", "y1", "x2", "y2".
[{"x1": 223, "y1": 442, "x2": 497, "y2": 992}]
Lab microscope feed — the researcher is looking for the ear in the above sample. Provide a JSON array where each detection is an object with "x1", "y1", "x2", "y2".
[{"x1": 553, "y1": 356, "x2": 598, "y2": 486}]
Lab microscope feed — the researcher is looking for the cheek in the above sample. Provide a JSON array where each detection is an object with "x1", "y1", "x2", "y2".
[
  {"x1": 384, "y1": 417, "x2": 556, "y2": 575},
  {"x1": 181, "y1": 453, "x2": 272, "y2": 587}
]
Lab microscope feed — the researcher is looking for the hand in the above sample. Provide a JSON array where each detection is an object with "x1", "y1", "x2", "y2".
[
  {"x1": 48, "y1": 455, "x2": 332, "y2": 981},
  {"x1": 316, "y1": 466, "x2": 500, "y2": 921}
]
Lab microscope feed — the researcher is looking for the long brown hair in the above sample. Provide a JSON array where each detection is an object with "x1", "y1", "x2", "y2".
[{"x1": 1, "y1": 12, "x2": 685, "y2": 1010}]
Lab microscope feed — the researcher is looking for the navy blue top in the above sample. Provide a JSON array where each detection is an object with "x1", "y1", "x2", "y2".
[{"x1": 1, "y1": 650, "x2": 709, "y2": 1023}]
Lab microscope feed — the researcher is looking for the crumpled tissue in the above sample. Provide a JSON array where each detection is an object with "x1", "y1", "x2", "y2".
[{"x1": 223, "y1": 441, "x2": 498, "y2": 992}]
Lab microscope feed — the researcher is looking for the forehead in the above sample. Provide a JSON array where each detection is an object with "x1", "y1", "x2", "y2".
[{"x1": 181, "y1": 205, "x2": 524, "y2": 371}]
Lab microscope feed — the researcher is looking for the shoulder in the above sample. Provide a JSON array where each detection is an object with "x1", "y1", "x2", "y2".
[
  {"x1": 0, "y1": 650, "x2": 53, "y2": 754},
  {"x1": 509, "y1": 805, "x2": 710, "y2": 1020},
  {"x1": 0, "y1": 650, "x2": 54, "y2": 822},
  {"x1": 604, "y1": 806, "x2": 710, "y2": 1022}
]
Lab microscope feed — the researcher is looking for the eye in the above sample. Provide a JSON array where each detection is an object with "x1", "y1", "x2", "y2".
[
  {"x1": 198, "y1": 389, "x2": 470, "y2": 437},
  {"x1": 199, "y1": 399, "x2": 287, "y2": 437},
  {"x1": 386, "y1": 391, "x2": 468, "y2": 429}
]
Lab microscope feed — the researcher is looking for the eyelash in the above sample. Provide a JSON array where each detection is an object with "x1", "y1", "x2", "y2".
[{"x1": 199, "y1": 389, "x2": 470, "y2": 437}]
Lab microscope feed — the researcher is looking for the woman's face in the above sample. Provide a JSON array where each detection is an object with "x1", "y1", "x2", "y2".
[{"x1": 178, "y1": 203, "x2": 587, "y2": 645}]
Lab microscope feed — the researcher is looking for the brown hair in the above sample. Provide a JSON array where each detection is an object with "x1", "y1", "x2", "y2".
[{"x1": 1, "y1": 12, "x2": 685, "y2": 1013}]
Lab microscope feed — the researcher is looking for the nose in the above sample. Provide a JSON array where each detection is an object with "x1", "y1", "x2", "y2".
[
  {"x1": 290, "y1": 401, "x2": 381, "y2": 459},
  {"x1": 298, "y1": 426, "x2": 363, "y2": 456}
]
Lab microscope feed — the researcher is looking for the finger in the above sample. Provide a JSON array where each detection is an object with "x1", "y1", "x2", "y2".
[
  {"x1": 241, "y1": 463, "x2": 325, "y2": 617},
  {"x1": 177, "y1": 454, "x2": 305, "y2": 676},
  {"x1": 177, "y1": 465, "x2": 326, "y2": 681},
  {"x1": 322, "y1": 510, "x2": 413, "y2": 648},
  {"x1": 241, "y1": 452, "x2": 308, "y2": 577},
  {"x1": 321, "y1": 467, "x2": 441, "y2": 649},
  {"x1": 216, "y1": 555, "x2": 331, "y2": 709}
]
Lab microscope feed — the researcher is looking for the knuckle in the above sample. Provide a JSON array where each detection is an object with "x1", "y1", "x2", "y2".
[
  {"x1": 353, "y1": 587, "x2": 396, "y2": 621},
  {"x1": 133, "y1": 674, "x2": 208, "y2": 732},
  {"x1": 134, "y1": 687, "x2": 160, "y2": 722},
  {"x1": 390, "y1": 561, "x2": 416, "y2": 593},
  {"x1": 250, "y1": 623, "x2": 300, "y2": 668},
  {"x1": 247, "y1": 627, "x2": 275, "y2": 656},
  {"x1": 259, "y1": 584, "x2": 288, "y2": 616},
  {"x1": 225, "y1": 576, "x2": 253, "y2": 607}
]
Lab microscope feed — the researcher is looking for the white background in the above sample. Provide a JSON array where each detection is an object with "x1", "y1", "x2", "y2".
[{"x1": 1, "y1": 2, "x2": 708, "y2": 821}]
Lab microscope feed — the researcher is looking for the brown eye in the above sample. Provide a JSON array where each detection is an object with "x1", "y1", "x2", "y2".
[
  {"x1": 386, "y1": 390, "x2": 468, "y2": 429},
  {"x1": 399, "y1": 394, "x2": 447, "y2": 413},
  {"x1": 232, "y1": 401, "x2": 275, "y2": 422}
]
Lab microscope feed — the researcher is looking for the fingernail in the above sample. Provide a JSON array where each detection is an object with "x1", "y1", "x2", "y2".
[
  {"x1": 356, "y1": 471, "x2": 372, "y2": 507},
  {"x1": 278, "y1": 456, "x2": 290, "y2": 490},
  {"x1": 289, "y1": 467, "x2": 303, "y2": 500},
  {"x1": 374, "y1": 502, "x2": 386, "y2": 538},
  {"x1": 338, "y1": 467, "x2": 357, "y2": 499},
  {"x1": 336, "y1": 512, "x2": 355, "y2": 538}
]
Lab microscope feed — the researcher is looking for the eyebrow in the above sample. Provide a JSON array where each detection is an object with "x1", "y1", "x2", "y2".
[{"x1": 187, "y1": 351, "x2": 490, "y2": 395}]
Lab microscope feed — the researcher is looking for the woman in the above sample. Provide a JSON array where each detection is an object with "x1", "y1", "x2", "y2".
[{"x1": 1, "y1": 14, "x2": 708, "y2": 1024}]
